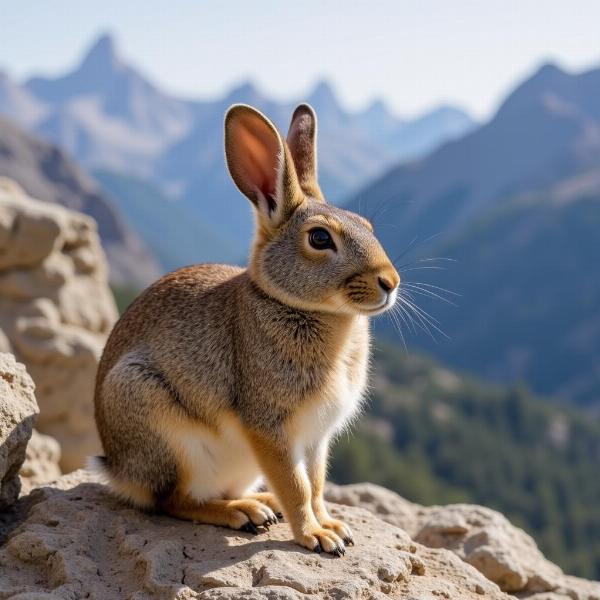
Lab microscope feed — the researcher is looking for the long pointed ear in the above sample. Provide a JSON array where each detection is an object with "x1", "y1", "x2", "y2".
[
  {"x1": 287, "y1": 103, "x2": 324, "y2": 201},
  {"x1": 225, "y1": 104, "x2": 304, "y2": 228}
]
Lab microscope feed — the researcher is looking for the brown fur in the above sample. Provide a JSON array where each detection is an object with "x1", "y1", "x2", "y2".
[{"x1": 94, "y1": 103, "x2": 399, "y2": 556}]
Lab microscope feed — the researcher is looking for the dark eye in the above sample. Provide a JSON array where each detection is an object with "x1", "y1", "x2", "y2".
[{"x1": 308, "y1": 227, "x2": 336, "y2": 251}]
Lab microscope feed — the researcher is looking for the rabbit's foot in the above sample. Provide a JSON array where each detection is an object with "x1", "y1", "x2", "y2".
[
  {"x1": 229, "y1": 498, "x2": 279, "y2": 533},
  {"x1": 245, "y1": 492, "x2": 284, "y2": 520},
  {"x1": 320, "y1": 517, "x2": 354, "y2": 546},
  {"x1": 297, "y1": 526, "x2": 346, "y2": 557}
]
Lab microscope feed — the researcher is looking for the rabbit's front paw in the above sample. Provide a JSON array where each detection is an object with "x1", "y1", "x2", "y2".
[
  {"x1": 320, "y1": 517, "x2": 354, "y2": 546},
  {"x1": 297, "y1": 526, "x2": 346, "y2": 556}
]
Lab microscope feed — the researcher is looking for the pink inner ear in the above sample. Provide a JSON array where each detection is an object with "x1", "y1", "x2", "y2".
[{"x1": 233, "y1": 116, "x2": 280, "y2": 200}]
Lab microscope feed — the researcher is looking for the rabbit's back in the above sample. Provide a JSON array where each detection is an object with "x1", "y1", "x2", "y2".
[
  {"x1": 98, "y1": 263, "x2": 243, "y2": 385},
  {"x1": 95, "y1": 264, "x2": 246, "y2": 472}
]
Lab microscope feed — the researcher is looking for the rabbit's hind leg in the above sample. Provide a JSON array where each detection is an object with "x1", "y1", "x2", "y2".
[
  {"x1": 158, "y1": 493, "x2": 279, "y2": 533},
  {"x1": 244, "y1": 492, "x2": 283, "y2": 519}
]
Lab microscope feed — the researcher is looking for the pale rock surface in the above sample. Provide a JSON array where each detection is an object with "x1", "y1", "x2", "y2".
[
  {"x1": 0, "y1": 470, "x2": 509, "y2": 600},
  {"x1": 0, "y1": 352, "x2": 37, "y2": 508},
  {"x1": 18, "y1": 429, "x2": 61, "y2": 495},
  {"x1": 326, "y1": 483, "x2": 600, "y2": 600},
  {"x1": 0, "y1": 179, "x2": 118, "y2": 471}
]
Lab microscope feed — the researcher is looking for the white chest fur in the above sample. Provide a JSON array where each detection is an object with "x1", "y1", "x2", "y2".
[{"x1": 291, "y1": 318, "x2": 370, "y2": 450}]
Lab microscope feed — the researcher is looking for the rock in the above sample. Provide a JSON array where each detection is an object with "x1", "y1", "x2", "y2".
[
  {"x1": 326, "y1": 483, "x2": 600, "y2": 599},
  {"x1": 0, "y1": 470, "x2": 509, "y2": 600},
  {"x1": 0, "y1": 352, "x2": 37, "y2": 508},
  {"x1": 19, "y1": 429, "x2": 61, "y2": 495},
  {"x1": 0, "y1": 181, "x2": 118, "y2": 471}
]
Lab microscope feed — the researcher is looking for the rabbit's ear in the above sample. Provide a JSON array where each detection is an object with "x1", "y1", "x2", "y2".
[
  {"x1": 287, "y1": 104, "x2": 324, "y2": 201},
  {"x1": 225, "y1": 104, "x2": 303, "y2": 227}
]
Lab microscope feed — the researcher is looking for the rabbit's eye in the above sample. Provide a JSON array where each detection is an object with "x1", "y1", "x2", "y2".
[{"x1": 308, "y1": 227, "x2": 336, "y2": 251}]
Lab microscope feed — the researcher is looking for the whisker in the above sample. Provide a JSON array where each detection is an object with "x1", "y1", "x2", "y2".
[
  {"x1": 402, "y1": 283, "x2": 458, "y2": 306},
  {"x1": 367, "y1": 190, "x2": 415, "y2": 223},
  {"x1": 391, "y1": 236, "x2": 420, "y2": 266},
  {"x1": 403, "y1": 281, "x2": 460, "y2": 297},
  {"x1": 398, "y1": 295, "x2": 436, "y2": 341},
  {"x1": 399, "y1": 266, "x2": 447, "y2": 273},
  {"x1": 395, "y1": 303, "x2": 417, "y2": 336},
  {"x1": 387, "y1": 306, "x2": 407, "y2": 351},
  {"x1": 416, "y1": 257, "x2": 457, "y2": 263},
  {"x1": 401, "y1": 291, "x2": 443, "y2": 325},
  {"x1": 400, "y1": 293, "x2": 449, "y2": 340}
]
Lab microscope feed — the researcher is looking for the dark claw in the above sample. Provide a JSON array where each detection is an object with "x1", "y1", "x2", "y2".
[
  {"x1": 343, "y1": 536, "x2": 354, "y2": 546},
  {"x1": 314, "y1": 542, "x2": 323, "y2": 554},
  {"x1": 240, "y1": 521, "x2": 259, "y2": 534},
  {"x1": 332, "y1": 545, "x2": 344, "y2": 557},
  {"x1": 276, "y1": 512, "x2": 284, "y2": 520}
]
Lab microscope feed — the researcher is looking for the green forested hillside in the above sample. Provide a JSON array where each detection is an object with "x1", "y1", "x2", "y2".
[{"x1": 330, "y1": 343, "x2": 600, "y2": 579}]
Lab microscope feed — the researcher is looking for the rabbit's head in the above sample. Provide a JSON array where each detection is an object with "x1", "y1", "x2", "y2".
[{"x1": 225, "y1": 104, "x2": 399, "y2": 316}]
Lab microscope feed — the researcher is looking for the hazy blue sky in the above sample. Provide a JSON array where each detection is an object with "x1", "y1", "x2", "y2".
[{"x1": 3, "y1": 1, "x2": 600, "y2": 118}]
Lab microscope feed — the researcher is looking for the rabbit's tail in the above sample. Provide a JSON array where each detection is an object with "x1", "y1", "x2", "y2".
[{"x1": 86, "y1": 455, "x2": 110, "y2": 481}]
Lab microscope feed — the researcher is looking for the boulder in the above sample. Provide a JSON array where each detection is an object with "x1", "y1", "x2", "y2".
[
  {"x1": 0, "y1": 352, "x2": 37, "y2": 508},
  {"x1": 326, "y1": 483, "x2": 600, "y2": 599},
  {"x1": 18, "y1": 429, "x2": 61, "y2": 495},
  {"x1": 0, "y1": 179, "x2": 118, "y2": 471},
  {"x1": 0, "y1": 470, "x2": 509, "y2": 600}
]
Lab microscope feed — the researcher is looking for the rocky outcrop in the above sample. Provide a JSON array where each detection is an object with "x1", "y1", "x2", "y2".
[
  {"x1": 326, "y1": 483, "x2": 600, "y2": 600},
  {"x1": 0, "y1": 353, "x2": 37, "y2": 509},
  {"x1": 0, "y1": 470, "x2": 509, "y2": 600},
  {"x1": 18, "y1": 429, "x2": 61, "y2": 495},
  {"x1": 0, "y1": 180, "x2": 118, "y2": 470}
]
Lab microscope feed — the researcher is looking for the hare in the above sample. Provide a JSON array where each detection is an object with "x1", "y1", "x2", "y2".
[{"x1": 93, "y1": 103, "x2": 399, "y2": 556}]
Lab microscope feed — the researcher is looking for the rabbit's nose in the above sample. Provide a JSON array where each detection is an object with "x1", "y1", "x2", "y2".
[{"x1": 378, "y1": 276, "x2": 394, "y2": 293}]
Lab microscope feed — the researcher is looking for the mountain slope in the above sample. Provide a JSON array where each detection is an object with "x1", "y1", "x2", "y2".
[
  {"x1": 0, "y1": 116, "x2": 160, "y2": 286},
  {"x1": 392, "y1": 170, "x2": 600, "y2": 407},
  {"x1": 94, "y1": 170, "x2": 239, "y2": 271}
]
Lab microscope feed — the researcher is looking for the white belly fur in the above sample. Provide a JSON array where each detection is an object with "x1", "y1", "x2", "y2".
[{"x1": 176, "y1": 420, "x2": 263, "y2": 501}]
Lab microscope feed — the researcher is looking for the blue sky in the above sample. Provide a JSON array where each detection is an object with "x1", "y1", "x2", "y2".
[{"x1": 2, "y1": 0, "x2": 600, "y2": 119}]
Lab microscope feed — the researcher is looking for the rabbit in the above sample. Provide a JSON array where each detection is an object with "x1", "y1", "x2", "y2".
[{"x1": 93, "y1": 103, "x2": 400, "y2": 556}]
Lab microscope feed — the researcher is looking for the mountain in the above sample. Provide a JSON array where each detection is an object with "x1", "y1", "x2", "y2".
[
  {"x1": 0, "y1": 116, "x2": 160, "y2": 286},
  {"x1": 0, "y1": 71, "x2": 47, "y2": 127},
  {"x1": 346, "y1": 62, "x2": 600, "y2": 248},
  {"x1": 0, "y1": 33, "x2": 474, "y2": 260},
  {"x1": 346, "y1": 62, "x2": 600, "y2": 406},
  {"x1": 396, "y1": 169, "x2": 600, "y2": 407},
  {"x1": 94, "y1": 170, "x2": 239, "y2": 272},
  {"x1": 23, "y1": 34, "x2": 195, "y2": 175},
  {"x1": 330, "y1": 343, "x2": 600, "y2": 578}
]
